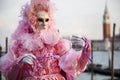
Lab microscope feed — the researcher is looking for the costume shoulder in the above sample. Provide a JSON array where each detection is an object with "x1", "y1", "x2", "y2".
[{"x1": 54, "y1": 38, "x2": 72, "y2": 56}]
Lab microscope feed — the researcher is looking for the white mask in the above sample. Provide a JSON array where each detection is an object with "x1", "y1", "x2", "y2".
[{"x1": 36, "y1": 11, "x2": 49, "y2": 30}]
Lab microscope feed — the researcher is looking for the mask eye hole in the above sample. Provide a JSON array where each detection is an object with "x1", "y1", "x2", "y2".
[
  {"x1": 37, "y1": 18, "x2": 43, "y2": 22},
  {"x1": 45, "y1": 19, "x2": 49, "y2": 22}
]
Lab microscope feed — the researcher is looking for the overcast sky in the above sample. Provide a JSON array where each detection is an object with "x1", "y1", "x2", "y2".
[{"x1": 0, "y1": 0, "x2": 120, "y2": 47}]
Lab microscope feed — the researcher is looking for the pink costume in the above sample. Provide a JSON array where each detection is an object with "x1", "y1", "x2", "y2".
[{"x1": 0, "y1": 0, "x2": 91, "y2": 80}]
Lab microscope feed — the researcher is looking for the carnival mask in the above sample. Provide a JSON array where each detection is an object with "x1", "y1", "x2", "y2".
[{"x1": 36, "y1": 11, "x2": 50, "y2": 30}]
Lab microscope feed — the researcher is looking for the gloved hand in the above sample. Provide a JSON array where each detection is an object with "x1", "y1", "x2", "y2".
[
  {"x1": 20, "y1": 54, "x2": 36, "y2": 65},
  {"x1": 72, "y1": 38, "x2": 85, "y2": 51}
]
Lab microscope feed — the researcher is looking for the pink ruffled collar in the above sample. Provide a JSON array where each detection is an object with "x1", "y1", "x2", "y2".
[
  {"x1": 39, "y1": 29, "x2": 60, "y2": 46},
  {"x1": 19, "y1": 29, "x2": 60, "y2": 51}
]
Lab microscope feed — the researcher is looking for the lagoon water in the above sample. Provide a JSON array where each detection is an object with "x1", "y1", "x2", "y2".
[{"x1": 74, "y1": 51, "x2": 120, "y2": 80}]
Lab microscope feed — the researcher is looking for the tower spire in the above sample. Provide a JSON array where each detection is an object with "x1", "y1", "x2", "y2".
[
  {"x1": 105, "y1": 0, "x2": 108, "y2": 14},
  {"x1": 103, "y1": 1, "x2": 111, "y2": 40}
]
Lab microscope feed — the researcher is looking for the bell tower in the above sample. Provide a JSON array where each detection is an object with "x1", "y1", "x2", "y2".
[{"x1": 103, "y1": 4, "x2": 111, "y2": 40}]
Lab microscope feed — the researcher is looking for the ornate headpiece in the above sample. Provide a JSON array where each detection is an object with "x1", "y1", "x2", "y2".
[
  {"x1": 31, "y1": 0, "x2": 50, "y2": 11},
  {"x1": 30, "y1": 0, "x2": 55, "y2": 17}
]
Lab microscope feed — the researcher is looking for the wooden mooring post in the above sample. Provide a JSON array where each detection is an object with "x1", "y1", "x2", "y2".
[
  {"x1": 0, "y1": 37, "x2": 8, "y2": 80},
  {"x1": 0, "y1": 45, "x2": 2, "y2": 80},
  {"x1": 91, "y1": 41, "x2": 94, "y2": 80},
  {"x1": 5, "y1": 37, "x2": 8, "y2": 53},
  {"x1": 111, "y1": 23, "x2": 116, "y2": 80}
]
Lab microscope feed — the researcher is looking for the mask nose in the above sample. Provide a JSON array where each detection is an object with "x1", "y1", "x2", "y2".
[
  {"x1": 42, "y1": 21, "x2": 47, "y2": 28},
  {"x1": 43, "y1": 21, "x2": 46, "y2": 26}
]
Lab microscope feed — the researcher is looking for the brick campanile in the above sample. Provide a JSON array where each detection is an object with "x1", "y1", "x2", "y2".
[{"x1": 103, "y1": 4, "x2": 111, "y2": 40}]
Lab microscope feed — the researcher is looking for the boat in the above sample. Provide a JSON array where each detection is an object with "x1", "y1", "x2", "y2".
[{"x1": 85, "y1": 64, "x2": 120, "y2": 78}]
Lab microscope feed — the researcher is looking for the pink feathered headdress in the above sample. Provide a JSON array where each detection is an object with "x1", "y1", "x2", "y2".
[{"x1": 12, "y1": 0, "x2": 56, "y2": 39}]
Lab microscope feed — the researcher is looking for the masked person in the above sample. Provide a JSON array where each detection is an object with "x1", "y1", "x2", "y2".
[{"x1": 0, "y1": 0, "x2": 91, "y2": 80}]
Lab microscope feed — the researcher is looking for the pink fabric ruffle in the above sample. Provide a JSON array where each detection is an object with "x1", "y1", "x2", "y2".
[
  {"x1": 59, "y1": 49, "x2": 80, "y2": 77},
  {"x1": 40, "y1": 29, "x2": 60, "y2": 45},
  {"x1": 55, "y1": 39, "x2": 72, "y2": 56}
]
